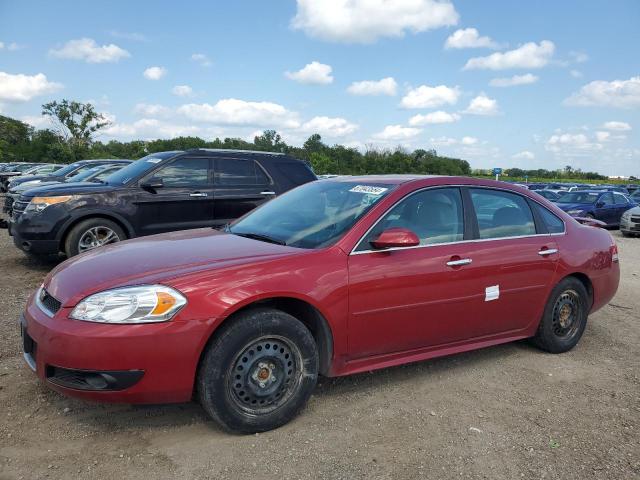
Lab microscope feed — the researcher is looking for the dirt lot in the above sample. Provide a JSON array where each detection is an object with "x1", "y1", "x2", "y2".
[{"x1": 0, "y1": 228, "x2": 638, "y2": 480}]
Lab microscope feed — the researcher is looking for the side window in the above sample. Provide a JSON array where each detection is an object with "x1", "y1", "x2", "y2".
[
  {"x1": 357, "y1": 187, "x2": 464, "y2": 250},
  {"x1": 534, "y1": 204, "x2": 565, "y2": 234},
  {"x1": 95, "y1": 167, "x2": 119, "y2": 181},
  {"x1": 65, "y1": 165, "x2": 93, "y2": 177},
  {"x1": 152, "y1": 157, "x2": 209, "y2": 187},
  {"x1": 600, "y1": 192, "x2": 614, "y2": 206},
  {"x1": 470, "y1": 189, "x2": 536, "y2": 239},
  {"x1": 275, "y1": 162, "x2": 315, "y2": 185},
  {"x1": 613, "y1": 193, "x2": 628, "y2": 204},
  {"x1": 215, "y1": 159, "x2": 269, "y2": 186}
]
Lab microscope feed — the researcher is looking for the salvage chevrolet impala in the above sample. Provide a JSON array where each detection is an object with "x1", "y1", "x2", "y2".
[{"x1": 20, "y1": 176, "x2": 620, "y2": 433}]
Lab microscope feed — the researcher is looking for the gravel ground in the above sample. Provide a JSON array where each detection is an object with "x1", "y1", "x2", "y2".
[{"x1": 0, "y1": 226, "x2": 638, "y2": 480}]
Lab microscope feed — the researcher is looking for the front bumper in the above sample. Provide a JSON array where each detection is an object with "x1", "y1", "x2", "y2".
[
  {"x1": 20, "y1": 293, "x2": 215, "y2": 403},
  {"x1": 9, "y1": 205, "x2": 71, "y2": 255},
  {"x1": 620, "y1": 216, "x2": 640, "y2": 234}
]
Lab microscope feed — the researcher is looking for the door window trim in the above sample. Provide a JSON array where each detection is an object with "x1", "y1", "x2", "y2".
[{"x1": 350, "y1": 185, "x2": 566, "y2": 256}]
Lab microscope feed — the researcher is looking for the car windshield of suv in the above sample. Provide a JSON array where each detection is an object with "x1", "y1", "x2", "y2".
[
  {"x1": 51, "y1": 162, "x2": 86, "y2": 177},
  {"x1": 557, "y1": 192, "x2": 599, "y2": 204},
  {"x1": 106, "y1": 152, "x2": 180, "y2": 185},
  {"x1": 229, "y1": 180, "x2": 395, "y2": 249}
]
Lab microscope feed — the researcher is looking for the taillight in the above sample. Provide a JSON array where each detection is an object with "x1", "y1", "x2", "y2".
[{"x1": 610, "y1": 243, "x2": 619, "y2": 263}]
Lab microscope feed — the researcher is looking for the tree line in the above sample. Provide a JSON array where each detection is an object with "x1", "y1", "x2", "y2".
[{"x1": 0, "y1": 98, "x2": 609, "y2": 180}]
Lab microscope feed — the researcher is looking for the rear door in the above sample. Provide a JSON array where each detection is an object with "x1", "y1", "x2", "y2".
[
  {"x1": 212, "y1": 157, "x2": 274, "y2": 227},
  {"x1": 134, "y1": 156, "x2": 215, "y2": 235},
  {"x1": 613, "y1": 193, "x2": 631, "y2": 224},
  {"x1": 596, "y1": 192, "x2": 617, "y2": 225}
]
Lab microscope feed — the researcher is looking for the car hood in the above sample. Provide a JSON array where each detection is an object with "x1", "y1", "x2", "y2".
[
  {"x1": 556, "y1": 202, "x2": 592, "y2": 211},
  {"x1": 13, "y1": 180, "x2": 63, "y2": 193},
  {"x1": 44, "y1": 228, "x2": 305, "y2": 306},
  {"x1": 10, "y1": 174, "x2": 62, "y2": 185},
  {"x1": 624, "y1": 206, "x2": 640, "y2": 215},
  {"x1": 20, "y1": 181, "x2": 117, "y2": 198}
]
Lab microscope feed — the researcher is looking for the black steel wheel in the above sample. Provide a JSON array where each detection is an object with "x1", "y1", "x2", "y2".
[
  {"x1": 198, "y1": 308, "x2": 318, "y2": 433},
  {"x1": 532, "y1": 277, "x2": 589, "y2": 353}
]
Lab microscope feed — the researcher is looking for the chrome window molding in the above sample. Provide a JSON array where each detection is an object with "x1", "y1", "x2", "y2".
[{"x1": 350, "y1": 184, "x2": 567, "y2": 256}]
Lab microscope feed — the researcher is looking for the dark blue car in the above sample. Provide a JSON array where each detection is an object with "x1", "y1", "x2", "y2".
[{"x1": 556, "y1": 190, "x2": 637, "y2": 227}]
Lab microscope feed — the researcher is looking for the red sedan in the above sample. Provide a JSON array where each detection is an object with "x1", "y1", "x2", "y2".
[{"x1": 21, "y1": 176, "x2": 620, "y2": 433}]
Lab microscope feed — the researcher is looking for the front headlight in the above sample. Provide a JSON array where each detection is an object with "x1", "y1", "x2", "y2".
[
  {"x1": 567, "y1": 209, "x2": 584, "y2": 215},
  {"x1": 622, "y1": 211, "x2": 631, "y2": 219},
  {"x1": 25, "y1": 195, "x2": 73, "y2": 213},
  {"x1": 70, "y1": 285, "x2": 187, "y2": 324}
]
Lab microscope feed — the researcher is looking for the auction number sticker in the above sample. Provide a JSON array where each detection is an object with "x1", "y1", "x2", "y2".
[
  {"x1": 146, "y1": 158, "x2": 163, "y2": 163},
  {"x1": 349, "y1": 185, "x2": 388, "y2": 195}
]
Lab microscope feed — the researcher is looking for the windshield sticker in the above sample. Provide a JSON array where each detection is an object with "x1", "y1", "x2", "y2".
[
  {"x1": 349, "y1": 185, "x2": 388, "y2": 195},
  {"x1": 146, "y1": 158, "x2": 162, "y2": 164}
]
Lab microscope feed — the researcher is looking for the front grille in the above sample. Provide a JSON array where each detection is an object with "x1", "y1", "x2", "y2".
[
  {"x1": 631, "y1": 216, "x2": 640, "y2": 223},
  {"x1": 3, "y1": 193, "x2": 14, "y2": 213},
  {"x1": 11, "y1": 198, "x2": 29, "y2": 220},
  {"x1": 38, "y1": 288, "x2": 62, "y2": 315}
]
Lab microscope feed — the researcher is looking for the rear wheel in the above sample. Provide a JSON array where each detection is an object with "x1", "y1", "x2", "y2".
[
  {"x1": 64, "y1": 218, "x2": 126, "y2": 257},
  {"x1": 532, "y1": 277, "x2": 589, "y2": 353},
  {"x1": 197, "y1": 308, "x2": 318, "y2": 433}
]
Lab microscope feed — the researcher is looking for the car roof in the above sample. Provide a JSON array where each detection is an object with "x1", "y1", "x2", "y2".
[{"x1": 327, "y1": 174, "x2": 439, "y2": 185}]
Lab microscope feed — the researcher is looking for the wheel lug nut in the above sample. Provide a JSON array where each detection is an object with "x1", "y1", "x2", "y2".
[
  {"x1": 259, "y1": 382, "x2": 265, "y2": 388},
  {"x1": 269, "y1": 363, "x2": 275, "y2": 369}
]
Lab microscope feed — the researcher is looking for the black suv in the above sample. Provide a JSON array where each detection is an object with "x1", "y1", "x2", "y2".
[{"x1": 9, "y1": 149, "x2": 316, "y2": 257}]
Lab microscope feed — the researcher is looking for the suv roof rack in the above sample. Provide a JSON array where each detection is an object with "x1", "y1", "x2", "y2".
[{"x1": 187, "y1": 148, "x2": 286, "y2": 156}]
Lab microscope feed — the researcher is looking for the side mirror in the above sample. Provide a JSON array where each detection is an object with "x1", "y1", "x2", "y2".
[
  {"x1": 141, "y1": 178, "x2": 164, "y2": 191},
  {"x1": 595, "y1": 201, "x2": 605, "y2": 208},
  {"x1": 370, "y1": 228, "x2": 420, "y2": 250}
]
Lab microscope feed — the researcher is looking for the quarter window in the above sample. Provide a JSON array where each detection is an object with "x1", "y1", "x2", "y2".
[
  {"x1": 470, "y1": 189, "x2": 536, "y2": 239},
  {"x1": 613, "y1": 193, "x2": 628, "y2": 204},
  {"x1": 357, "y1": 187, "x2": 464, "y2": 250},
  {"x1": 152, "y1": 157, "x2": 209, "y2": 187},
  {"x1": 534, "y1": 204, "x2": 565, "y2": 234},
  {"x1": 215, "y1": 159, "x2": 269, "y2": 186}
]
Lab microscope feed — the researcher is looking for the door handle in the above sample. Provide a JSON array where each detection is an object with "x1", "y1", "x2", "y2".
[
  {"x1": 446, "y1": 258, "x2": 472, "y2": 267},
  {"x1": 538, "y1": 248, "x2": 558, "y2": 256},
  {"x1": 260, "y1": 191, "x2": 276, "y2": 196},
  {"x1": 189, "y1": 192, "x2": 208, "y2": 197}
]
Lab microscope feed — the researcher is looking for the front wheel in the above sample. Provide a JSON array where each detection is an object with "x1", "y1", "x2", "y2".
[
  {"x1": 197, "y1": 308, "x2": 318, "y2": 433},
  {"x1": 64, "y1": 218, "x2": 126, "y2": 257},
  {"x1": 531, "y1": 277, "x2": 589, "y2": 353}
]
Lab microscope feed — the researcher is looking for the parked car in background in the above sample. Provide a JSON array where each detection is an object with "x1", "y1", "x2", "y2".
[
  {"x1": 543, "y1": 183, "x2": 578, "y2": 195},
  {"x1": 625, "y1": 184, "x2": 638, "y2": 194},
  {"x1": 620, "y1": 206, "x2": 640, "y2": 237},
  {"x1": 0, "y1": 163, "x2": 42, "y2": 191},
  {"x1": 6, "y1": 159, "x2": 131, "y2": 191},
  {"x1": 526, "y1": 183, "x2": 548, "y2": 190},
  {"x1": 556, "y1": 190, "x2": 637, "y2": 227},
  {"x1": 4, "y1": 163, "x2": 131, "y2": 217},
  {"x1": 9, "y1": 149, "x2": 316, "y2": 257},
  {"x1": 630, "y1": 190, "x2": 640, "y2": 203},
  {"x1": 534, "y1": 190, "x2": 560, "y2": 201},
  {"x1": 20, "y1": 176, "x2": 620, "y2": 433}
]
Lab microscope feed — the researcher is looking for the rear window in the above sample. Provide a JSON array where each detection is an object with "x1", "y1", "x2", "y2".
[
  {"x1": 274, "y1": 161, "x2": 316, "y2": 185},
  {"x1": 470, "y1": 188, "x2": 536, "y2": 239},
  {"x1": 215, "y1": 158, "x2": 270, "y2": 186}
]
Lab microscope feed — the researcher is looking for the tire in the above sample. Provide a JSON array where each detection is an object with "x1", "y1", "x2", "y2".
[
  {"x1": 64, "y1": 218, "x2": 126, "y2": 257},
  {"x1": 197, "y1": 308, "x2": 318, "y2": 434},
  {"x1": 531, "y1": 277, "x2": 589, "y2": 353}
]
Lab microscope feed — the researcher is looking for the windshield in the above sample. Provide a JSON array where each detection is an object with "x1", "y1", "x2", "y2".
[
  {"x1": 229, "y1": 180, "x2": 395, "y2": 249},
  {"x1": 52, "y1": 162, "x2": 85, "y2": 177},
  {"x1": 106, "y1": 152, "x2": 180, "y2": 185},
  {"x1": 557, "y1": 192, "x2": 599, "y2": 204},
  {"x1": 65, "y1": 166, "x2": 108, "y2": 182}
]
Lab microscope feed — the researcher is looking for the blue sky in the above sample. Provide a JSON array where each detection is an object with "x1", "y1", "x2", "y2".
[{"x1": 0, "y1": 0, "x2": 638, "y2": 175}]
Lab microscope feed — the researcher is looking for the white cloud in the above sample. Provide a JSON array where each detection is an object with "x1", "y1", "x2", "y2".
[
  {"x1": 103, "y1": 118, "x2": 215, "y2": 140},
  {"x1": 291, "y1": 0, "x2": 459, "y2": 44},
  {"x1": 143, "y1": 66, "x2": 167, "y2": 80},
  {"x1": 299, "y1": 116, "x2": 358, "y2": 137},
  {"x1": 408, "y1": 111, "x2": 460, "y2": 126},
  {"x1": 285, "y1": 61, "x2": 333, "y2": 85},
  {"x1": 545, "y1": 132, "x2": 603, "y2": 156},
  {"x1": 372, "y1": 124, "x2": 422, "y2": 140},
  {"x1": 570, "y1": 70, "x2": 583, "y2": 78},
  {"x1": 489, "y1": 73, "x2": 538, "y2": 87},
  {"x1": 21, "y1": 115, "x2": 51, "y2": 129},
  {"x1": 49, "y1": 38, "x2": 130, "y2": 63},
  {"x1": 513, "y1": 150, "x2": 535, "y2": 160},
  {"x1": 172, "y1": 85, "x2": 193, "y2": 97},
  {"x1": 191, "y1": 53, "x2": 212, "y2": 67},
  {"x1": 445, "y1": 28, "x2": 498, "y2": 49},
  {"x1": 0, "y1": 41, "x2": 23, "y2": 51},
  {"x1": 347, "y1": 77, "x2": 397, "y2": 96},
  {"x1": 429, "y1": 136, "x2": 458, "y2": 147},
  {"x1": 177, "y1": 98, "x2": 300, "y2": 128},
  {"x1": 463, "y1": 94, "x2": 499, "y2": 115},
  {"x1": 463, "y1": 40, "x2": 555, "y2": 70},
  {"x1": 602, "y1": 121, "x2": 631, "y2": 131},
  {"x1": 569, "y1": 51, "x2": 589, "y2": 63},
  {"x1": 564, "y1": 76, "x2": 640, "y2": 109},
  {"x1": 0, "y1": 72, "x2": 63, "y2": 102},
  {"x1": 0, "y1": 42, "x2": 3, "y2": 49},
  {"x1": 133, "y1": 103, "x2": 172, "y2": 118},
  {"x1": 595, "y1": 131, "x2": 611, "y2": 142},
  {"x1": 400, "y1": 84, "x2": 460, "y2": 109},
  {"x1": 461, "y1": 136, "x2": 478, "y2": 145}
]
